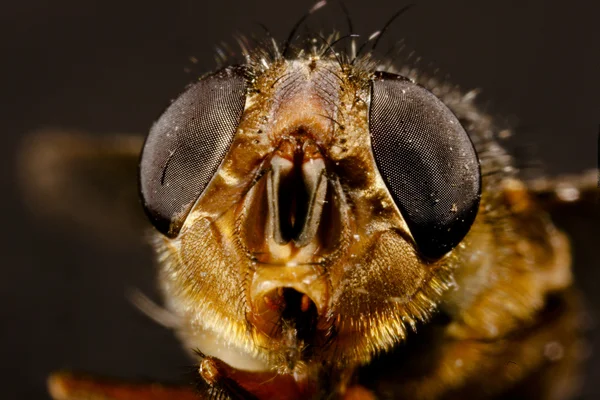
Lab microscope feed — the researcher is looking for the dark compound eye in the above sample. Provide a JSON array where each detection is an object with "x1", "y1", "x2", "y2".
[
  {"x1": 139, "y1": 66, "x2": 248, "y2": 237},
  {"x1": 369, "y1": 72, "x2": 481, "y2": 259}
]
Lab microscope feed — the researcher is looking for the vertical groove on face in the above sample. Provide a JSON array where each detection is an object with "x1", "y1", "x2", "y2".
[{"x1": 139, "y1": 66, "x2": 248, "y2": 237}]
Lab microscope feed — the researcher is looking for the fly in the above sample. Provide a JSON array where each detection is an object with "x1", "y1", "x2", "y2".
[{"x1": 19, "y1": 3, "x2": 598, "y2": 400}]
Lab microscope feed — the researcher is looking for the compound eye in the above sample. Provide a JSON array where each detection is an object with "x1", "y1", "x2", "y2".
[
  {"x1": 369, "y1": 72, "x2": 481, "y2": 258},
  {"x1": 139, "y1": 66, "x2": 247, "y2": 237}
]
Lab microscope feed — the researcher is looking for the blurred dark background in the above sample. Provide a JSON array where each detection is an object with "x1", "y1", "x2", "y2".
[{"x1": 1, "y1": 0, "x2": 598, "y2": 398}]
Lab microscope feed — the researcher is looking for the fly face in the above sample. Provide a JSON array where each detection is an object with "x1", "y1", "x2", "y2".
[
  {"x1": 131, "y1": 32, "x2": 583, "y2": 397},
  {"x1": 139, "y1": 55, "x2": 482, "y2": 371},
  {"x1": 26, "y1": 18, "x2": 594, "y2": 400}
]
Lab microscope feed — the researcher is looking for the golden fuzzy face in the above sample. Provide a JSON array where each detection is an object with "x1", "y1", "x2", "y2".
[
  {"x1": 139, "y1": 52, "x2": 484, "y2": 374},
  {"x1": 26, "y1": 29, "x2": 585, "y2": 400}
]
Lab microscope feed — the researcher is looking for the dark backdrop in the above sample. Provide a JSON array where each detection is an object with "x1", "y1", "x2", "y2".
[{"x1": 1, "y1": 0, "x2": 598, "y2": 398}]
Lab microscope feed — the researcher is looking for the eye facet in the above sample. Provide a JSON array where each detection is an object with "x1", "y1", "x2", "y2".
[
  {"x1": 139, "y1": 66, "x2": 247, "y2": 237},
  {"x1": 368, "y1": 72, "x2": 481, "y2": 258}
]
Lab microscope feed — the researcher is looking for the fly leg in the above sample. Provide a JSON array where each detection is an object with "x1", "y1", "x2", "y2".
[{"x1": 48, "y1": 372, "x2": 201, "y2": 400}]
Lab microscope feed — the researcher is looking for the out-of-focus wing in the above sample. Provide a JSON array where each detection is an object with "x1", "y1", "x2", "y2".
[
  {"x1": 528, "y1": 170, "x2": 598, "y2": 400},
  {"x1": 528, "y1": 169, "x2": 599, "y2": 285},
  {"x1": 358, "y1": 290, "x2": 585, "y2": 400},
  {"x1": 18, "y1": 130, "x2": 148, "y2": 244},
  {"x1": 527, "y1": 169, "x2": 599, "y2": 214}
]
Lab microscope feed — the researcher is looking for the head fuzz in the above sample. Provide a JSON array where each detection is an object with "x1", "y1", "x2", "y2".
[{"x1": 143, "y1": 33, "x2": 486, "y2": 375}]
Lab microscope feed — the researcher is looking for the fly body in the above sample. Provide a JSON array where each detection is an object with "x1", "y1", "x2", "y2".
[{"x1": 28, "y1": 10, "x2": 596, "y2": 400}]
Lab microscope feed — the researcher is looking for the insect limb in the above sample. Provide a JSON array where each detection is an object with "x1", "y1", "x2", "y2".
[
  {"x1": 48, "y1": 372, "x2": 199, "y2": 400},
  {"x1": 194, "y1": 353, "x2": 267, "y2": 400}
]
